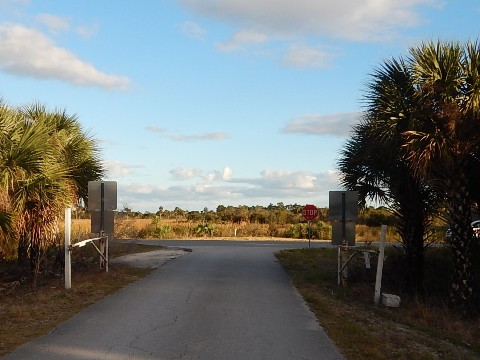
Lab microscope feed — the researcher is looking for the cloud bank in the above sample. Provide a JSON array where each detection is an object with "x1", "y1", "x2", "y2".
[
  {"x1": 146, "y1": 125, "x2": 229, "y2": 142},
  {"x1": 178, "y1": 0, "x2": 441, "y2": 67},
  {"x1": 179, "y1": 0, "x2": 439, "y2": 41},
  {"x1": 0, "y1": 24, "x2": 130, "y2": 90},
  {"x1": 115, "y1": 166, "x2": 341, "y2": 212},
  {"x1": 282, "y1": 112, "x2": 361, "y2": 137}
]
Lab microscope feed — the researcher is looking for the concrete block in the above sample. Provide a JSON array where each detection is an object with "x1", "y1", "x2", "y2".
[{"x1": 381, "y1": 293, "x2": 401, "y2": 307}]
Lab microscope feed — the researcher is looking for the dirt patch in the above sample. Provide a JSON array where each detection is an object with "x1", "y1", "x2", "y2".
[{"x1": 110, "y1": 248, "x2": 190, "y2": 268}]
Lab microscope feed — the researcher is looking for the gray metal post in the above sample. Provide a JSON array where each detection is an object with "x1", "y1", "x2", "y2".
[
  {"x1": 100, "y1": 182, "x2": 105, "y2": 233},
  {"x1": 340, "y1": 192, "x2": 348, "y2": 285},
  {"x1": 341, "y1": 192, "x2": 346, "y2": 243},
  {"x1": 64, "y1": 208, "x2": 71, "y2": 289}
]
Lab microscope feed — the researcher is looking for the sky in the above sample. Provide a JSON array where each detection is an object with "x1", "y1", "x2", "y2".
[{"x1": 0, "y1": 0, "x2": 478, "y2": 213}]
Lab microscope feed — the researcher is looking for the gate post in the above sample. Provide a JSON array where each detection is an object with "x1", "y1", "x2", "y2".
[{"x1": 65, "y1": 208, "x2": 72, "y2": 289}]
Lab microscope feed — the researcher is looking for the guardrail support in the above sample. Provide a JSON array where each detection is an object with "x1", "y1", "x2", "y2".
[{"x1": 65, "y1": 208, "x2": 72, "y2": 289}]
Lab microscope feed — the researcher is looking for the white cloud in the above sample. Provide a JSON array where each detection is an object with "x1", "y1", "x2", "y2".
[
  {"x1": 215, "y1": 30, "x2": 268, "y2": 52},
  {"x1": 170, "y1": 167, "x2": 201, "y2": 180},
  {"x1": 178, "y1": 0, "x2": 439, "y2": 41},
  {"x1": 36, "y1": 13, "x2": 70, "y2": 34},
  {"x1": 0, "y1": 0, "x2": 30, "y2": 14},
  {"x1": 222, "y1": 166, "x2": 233, "y2": 180},
  {"x1": 146, "y1": 125, "x2": 229, "y2": 142},
  {"x1": 260, "y1": 170, "x2": 317, "y2": 189},
  {"x1": 281, "y1": 112, "x2": 361, "y2": 137},
  {"x1": 0, "y1": 25, "x2": 130, "y2": 90},
  {"x1": 35, "y1": 12, "x2": 98, "y2": 38},
  {"x1": 117, "y1": 168, "x2": 342, "y2": 212},
  {"x1": 282, "y1": 44, "x2": 333, "y2": 68},
  {"x1": 75, "y1": 22, "x2": 99, "y2": 39},
  {"x1": 171, "y1": 166, "x2": 233, "y2": 183},
  {"x1": 181, "y1": 21, "x2": 206, "y2": 39},
  {"x1": 145, "y1": 125, "x2": 167, "y2": 134},
  {"x1": 167, "y1": 132, "x2": 229, "y2": 142},
  {"x1": 104, "y1": 160, "x2": 131, "y2": 178}
]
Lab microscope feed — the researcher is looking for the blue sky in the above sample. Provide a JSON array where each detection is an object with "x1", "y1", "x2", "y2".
[{"x1": 0, "y1": 0, "x2": 478, "y2": 212}]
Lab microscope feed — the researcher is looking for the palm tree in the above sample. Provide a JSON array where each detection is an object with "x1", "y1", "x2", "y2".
[
  {"x1": 0, "y1": 102, "x2": 56, "y2": 264},
  {"x1": 0, "y1": 100, "x2": 104, "y2": 279},
  {"x1": 403, "y1": 41, "x2": 480, "y2": 311},
  {"x1": 20, "y1": 104, "x2": 104, "y2": 206},
  {"x1": 17, "y1": 104, "x2": 104, "y2": 275},
  {"x1": 338, "y1": 58, "x2": 438, "y2": 295},
  {"x1": 0, "y1": 102, "x2": 21, "y2": 257}
]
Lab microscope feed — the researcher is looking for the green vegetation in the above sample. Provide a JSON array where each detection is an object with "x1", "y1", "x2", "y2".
[
  {"x1": 107, "y1": 206, "x2": 405, "y2": 242},
  {"x1": 0, "y1": 100, "x2": 104, "y2": 283},
  {"x1": 338, "y1": 40, "x2": 480, "y2": 313}
]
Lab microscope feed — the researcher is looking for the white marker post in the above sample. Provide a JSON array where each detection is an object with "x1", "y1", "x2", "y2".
[
  {"x1": 374, "y1": 225, "x2": 387, "y2": 305},
  {"x1": 65, "y1": 207, "x2": 72, "y2": 289}
]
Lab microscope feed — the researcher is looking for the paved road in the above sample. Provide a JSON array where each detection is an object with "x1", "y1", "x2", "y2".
[{"x1": 2, "y1": 241, "x2": 344, "y2": 360}]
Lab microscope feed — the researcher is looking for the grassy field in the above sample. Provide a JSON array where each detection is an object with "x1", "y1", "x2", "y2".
[
  {"x1": 69, "y1": 218, "x2": 403, "y2": 243},
  {"x1": 275, "y1": 248, "x2": 480, "y2": 359}
]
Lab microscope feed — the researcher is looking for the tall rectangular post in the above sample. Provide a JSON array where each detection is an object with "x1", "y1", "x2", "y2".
[{"x1": 64, "y1": 207, "x2": 72, "y2": 289}]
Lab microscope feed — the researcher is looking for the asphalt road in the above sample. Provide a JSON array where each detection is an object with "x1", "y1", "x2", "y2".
[{"x1": 2, "y1": 241, "x2": 344, "y2": 360}]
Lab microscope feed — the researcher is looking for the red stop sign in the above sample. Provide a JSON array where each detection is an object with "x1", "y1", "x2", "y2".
[{"x1": 302, "y1": 204, "x2": 318, "y2": 221}]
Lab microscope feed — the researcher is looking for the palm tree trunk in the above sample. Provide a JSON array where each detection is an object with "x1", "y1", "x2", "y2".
[
  {"x1": 403, "y1": 214, "x2": 425, "y2": 295},
  {"x1": 17, "y1": 236, "x2": 29, "y2": 269},
  {"x1": 446, "y1": 172, "x2": 474, "y2": 314}
]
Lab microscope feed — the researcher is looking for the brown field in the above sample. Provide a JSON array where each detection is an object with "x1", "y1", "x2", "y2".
[{"x1": 70, "y1": 218, "x2": 404, "y2": 243}]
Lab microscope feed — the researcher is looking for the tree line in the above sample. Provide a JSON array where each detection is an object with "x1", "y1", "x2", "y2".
[{"x1": 113, "y1": 203, "x2": 396, "y2": 227}]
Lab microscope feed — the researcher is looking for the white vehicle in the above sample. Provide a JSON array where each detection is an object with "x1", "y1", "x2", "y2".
[
  {"x1": 446, "y1": 220, "x2": 480, "y2": 238},
  {"x1": 472, "y1": 220, "x2": 480, "y2": 238}
]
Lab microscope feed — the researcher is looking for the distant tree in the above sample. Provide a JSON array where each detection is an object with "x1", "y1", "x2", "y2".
[{"x1": 157, "y1": 206, "x2": 164, "y2": 218}]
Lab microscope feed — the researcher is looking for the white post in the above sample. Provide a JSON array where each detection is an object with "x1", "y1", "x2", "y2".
[
  {"x1": 374, "y1": 225, "x2": 387, "y2": 305},
  {"x1": 65, "y1": 208, "x2": 72, "y2": 289}
]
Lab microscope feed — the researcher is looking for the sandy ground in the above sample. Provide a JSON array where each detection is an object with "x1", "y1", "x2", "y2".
[{"x1": 110, "y1": 248, "x2": 190, "y2": 268}]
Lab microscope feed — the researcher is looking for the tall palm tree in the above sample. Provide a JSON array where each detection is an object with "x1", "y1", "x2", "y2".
[
  {"x1": 403, "y1": 41, "x2": 480, "y2": 311},
  {"x1": 0, "y1": 102, "x2": 20, "y2": 256},
  {"x1": 338, "y1": 58, "x2": 438, "y2": 295},
  {"x1": 16, "y1": 103, "x2": 104, "y2": 274},
  {"x1": 0, "y1": 102, "x2": 56, "y2": 263},
  {"x1": 0, "y1": 100, "x2": 104, "y2": 278}
]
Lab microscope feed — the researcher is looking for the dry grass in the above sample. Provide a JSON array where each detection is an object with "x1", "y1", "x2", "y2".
[
  {"x1": 275, "y1": 248, "x2": 480, "y2": 360},
  {"x1": 70, "y1": 218, "x2": 403, "y2": 243}
]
